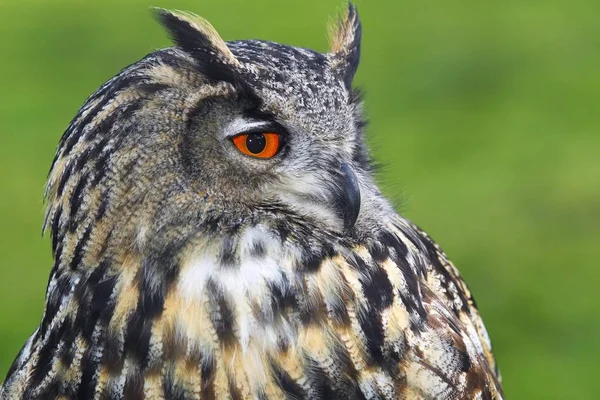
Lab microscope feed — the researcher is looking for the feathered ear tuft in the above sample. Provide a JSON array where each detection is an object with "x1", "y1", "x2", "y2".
[
  {"x1": 153, "y1": 8, "x2": 242, "y2": 82},
  {"x1": 328, "y1": 3, "x2": 362, "y2": 89}
]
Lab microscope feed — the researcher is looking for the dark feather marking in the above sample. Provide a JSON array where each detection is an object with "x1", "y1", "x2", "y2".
[
  {"x1": 298, "y1": 282, "x2": 327, "y2": 326},
  {"x1": 200, "y1": 352, "x2": 216, "y2": 400},
  {"x1": 368, "y1": 239, "x2": 389, "y2": 263},
  {"x1": 351, "y1": 141, "x2": 371, "y2": 171},
  {"x1": 51, "y1": 247, "x2": 64, "y2": 288},
  {"x1": 88, "y1": 118, "x2": 141, "y2": 191},
  {"x1": 86, "y1": 134, "x2": 113, "y2": 182},
  {"x1": 163, "y1": 367, "x2": 187, "y2": 400},
  {"x1": 57, "y1": 321, "x2": 77, "y2": 368},
  {"x1": 218, "y1": 234, "x2": 237, "y2": 267},
  {"x1": 227, "y1": 373, "x2": 243, "y2": 400},
  {"x1": 48, "y1": 149, "x2": 62, "y2": 181},
  {"x1": 138, "y1": 267, "x2": 167, "y2": 320},
  {"x1": 137, "y1": 82, "x2": 171, "y2": 96},
  {"x1": 77, "y1": 347, "x2": 96, "y2": 400},
  {"x1": 69, "y1": 173, "x2": 88, "y2": 227},
  {"x1": 102, "y1": 332, "x2": 124, "y2": 373},
  {"x1": 398, "y1": 291, "x2": 425, "y2": 330},
  {"x1": 125, "y1": 248, "x2": 181, "y2": 369},
  {"x1": 445, "y1": 314, "x2": 464, "y2": 336},
  {"x1": 58, "y1": 374, "x2": 79, "y2": 399},
  {"x1": 95, "y1": 277, "x2": 123, "y2": 374},
  {"x1": 124, "y1": 312, "x2": 153, "y2": 371},
  {"x1": 480, "y1": 382, "x2": 495, "y2": 400},
  {"x1": 268, "y1": 217, "x2": 292, "y2": 243},
  {"x1": 85, "y1": 98, "x2": 146, "y2": 144},
  {"x1": 34, "y1": 378, "x2": 61, "y2": 400},
  {"x1": 460, "y1": 351, "x2": 472, "y2": 372},
  {"x1": 301, "y1": 244, "x2": 334, "y2": 273},
  {"x1": 30, "y1": 316, "x2": 71, "y2": 387},
  {"x1": 270, "y1": 360, "x2": 306, "y2": 400},
  {"x1": 385, "y1": 329, "x2": 406, "y2": 365},
  {"x1": 464, "y1": 356, "x2": 499, "y2": 399},
  {"x1": 302, "y1": 353, "x2": 366, "y2": 400},
  {"x1": 40, "y1": 272, "x2": 68, "y2": 336},
  {"x1": 302, "y1": 354, "x2": 332, "y2": 400},
  {"x1": 151, "y1": 50, "x2": 196, "y2": 72},
  {"x1": 241, "y1": 100, "x2": 278, "y2": 123},
  {"x1": 60, "y1": 74, "x2": 150, "y2": 157},
  {"x1": 70, "y1": 224, "x2": 93, "y2": 270},
  {"x1": 201, "y1": 212, "x2": 222, "y2": 235},
  {"x1": 74, "y1": 140, "x2": 97, "y2": 173},
  {"x1": 89, "y1": 147, "x2": 112, "y2": 189},
  {"x1": 380, "y1": 230, "x2": 427, "y2": 320},
  {"x1": 421, "y1": 235, "x2": 471, "y2": 314},
  {"x1": 249, "y1": 239, "x2": 266, "y2": 258},
  {"x1": 356, "y1": 258, "x2": 394, "y2": 312},
  {"x1": 96, "y1": 194, "x2": 110, "y2": 221},
  {"x1": 50, "y1": 241, "x2": 63, "y2": 277},
  {"x1": 274, "y1": 220, "x2": 291, "y2": 242},
  {"x1": 81, "y1": 263, "x2": 115, "y2": 342},
  {"x1": 56, "y1": 162, "x2": 74, "y2": 199},
  {"x1": 123, "y1": 371, "x2": 144, "y2": 400},
  {"x1": 380, "y1": 230, "x2": 408, "y2": 260},
  {"x1": 264, "y1": 276, "x2": 298, "y2": 323},
  {"x1": 206, "y1": 279, "x2": 235, "y2": 343},
  {"x1": 330, "y1": 339, "x2": 359, "y2": 385},
  {"x1": 357, "y1": 307, "x2": 386, "y2": 366},
  {"x1": 50, "y1": 204, "x2": 63, "y2": 254},
  {"x1": 328, "y1": 295, "x2": 351, "y2": 326},
  {"x1": 138, "y1": 239, "x2": 183, "y2": 321},
  {"x1": 303, "y1": 251, "x2": 322, "y2": 272},
  {"x1": 59, "y1": 95, "x2": 109, "y2": 159}
]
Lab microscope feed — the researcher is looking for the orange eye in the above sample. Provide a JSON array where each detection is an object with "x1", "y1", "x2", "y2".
[{"x1": 232, "y1": 132, "x2": 281, "y2": 159}]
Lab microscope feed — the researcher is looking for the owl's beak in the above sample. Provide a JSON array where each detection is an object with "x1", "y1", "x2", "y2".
[{"x1": 335, "y1": 162, "x2": 361, "y2": 232}]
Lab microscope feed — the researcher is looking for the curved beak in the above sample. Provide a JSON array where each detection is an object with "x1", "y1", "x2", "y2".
[{"x1": 333, "y1": 163, "x2": 361, "y2": 232}]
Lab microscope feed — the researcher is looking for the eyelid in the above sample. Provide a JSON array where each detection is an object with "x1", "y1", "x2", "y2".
[{"x1": 224, "y1": 117, "x2": 288, "y2": 139}]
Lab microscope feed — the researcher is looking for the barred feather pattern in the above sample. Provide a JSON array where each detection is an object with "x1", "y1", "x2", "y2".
[{"x1": 2, "y1": 217, "x2": 502, "y2": 399}]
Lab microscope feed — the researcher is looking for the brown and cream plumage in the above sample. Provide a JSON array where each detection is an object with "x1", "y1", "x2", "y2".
[{"x1": 1, "y1": 5, "x2": 503, "y2": 399}]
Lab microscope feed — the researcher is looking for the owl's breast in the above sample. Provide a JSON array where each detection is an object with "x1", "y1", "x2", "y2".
[
  {"x1": 156, "y1": 221, "x2": 502, "y2": 399},
  {"x1": 158, "y1": 227, "x2": 307, "y2": 396},
  {"x1": 156, "y1": 222, "x2": 408, "y2": 399}
]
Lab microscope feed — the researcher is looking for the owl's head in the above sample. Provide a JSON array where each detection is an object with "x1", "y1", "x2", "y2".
[{"x1": 45, "y1": 5, "x2": 393, "y2": 266}]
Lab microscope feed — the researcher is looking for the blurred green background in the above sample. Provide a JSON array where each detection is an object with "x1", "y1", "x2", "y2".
[{"x1": 1, "y1": 0, "x2": 599, "y2": 398}]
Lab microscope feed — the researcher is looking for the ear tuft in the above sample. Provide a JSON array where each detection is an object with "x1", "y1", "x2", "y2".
[
  {"x1": 153, "y1": 8, "x2": 242, "y2": 82},
  {"x1": 328, "y1": 3, "x2": 362, "y2": 89}
]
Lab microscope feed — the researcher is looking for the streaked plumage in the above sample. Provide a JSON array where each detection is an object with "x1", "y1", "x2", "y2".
[{"x1": 1, "y1": 5, "x2": 503, "y2": 399}]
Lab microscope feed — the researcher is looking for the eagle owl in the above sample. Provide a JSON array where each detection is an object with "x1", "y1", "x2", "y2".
[{"x1": 1, "y1": 5, "x2": 503, "y2": 399}]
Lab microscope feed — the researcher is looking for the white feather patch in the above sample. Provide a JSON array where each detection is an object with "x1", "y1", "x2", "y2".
[{"x1": 177, "y1": 227, "x2": 297, "y2": 353}]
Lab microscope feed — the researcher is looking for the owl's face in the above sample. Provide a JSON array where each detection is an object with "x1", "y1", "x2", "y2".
[
  {"x1": 45, "y1": 7, "x2": 390, "y2": 260},
  {"x1": 182, "y1": 38, "x2": 369, "y2": 234}
]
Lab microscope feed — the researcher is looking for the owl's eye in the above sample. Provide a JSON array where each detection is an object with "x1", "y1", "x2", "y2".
[{"x1": 232, "y1": 132, "x2": 281, "y2": 159}]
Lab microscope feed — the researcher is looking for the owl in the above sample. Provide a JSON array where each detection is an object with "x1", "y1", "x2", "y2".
[{"x1": 1, "y1": 4, "x2": 503, "y2": 400}]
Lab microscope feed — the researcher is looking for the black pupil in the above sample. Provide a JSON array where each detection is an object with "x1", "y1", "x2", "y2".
[{"x1": 246, "y1": 133, "x2": 266, "y2": 154}]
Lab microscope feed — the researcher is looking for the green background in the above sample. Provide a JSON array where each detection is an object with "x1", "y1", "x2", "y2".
[{"x1": 1, "y1": 0, "x2": 599, "y2": 398}]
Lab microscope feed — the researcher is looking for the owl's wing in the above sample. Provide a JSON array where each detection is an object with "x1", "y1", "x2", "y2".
[{"x1": 346, "y1": 218, "x2": 503, "y2": 399}]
